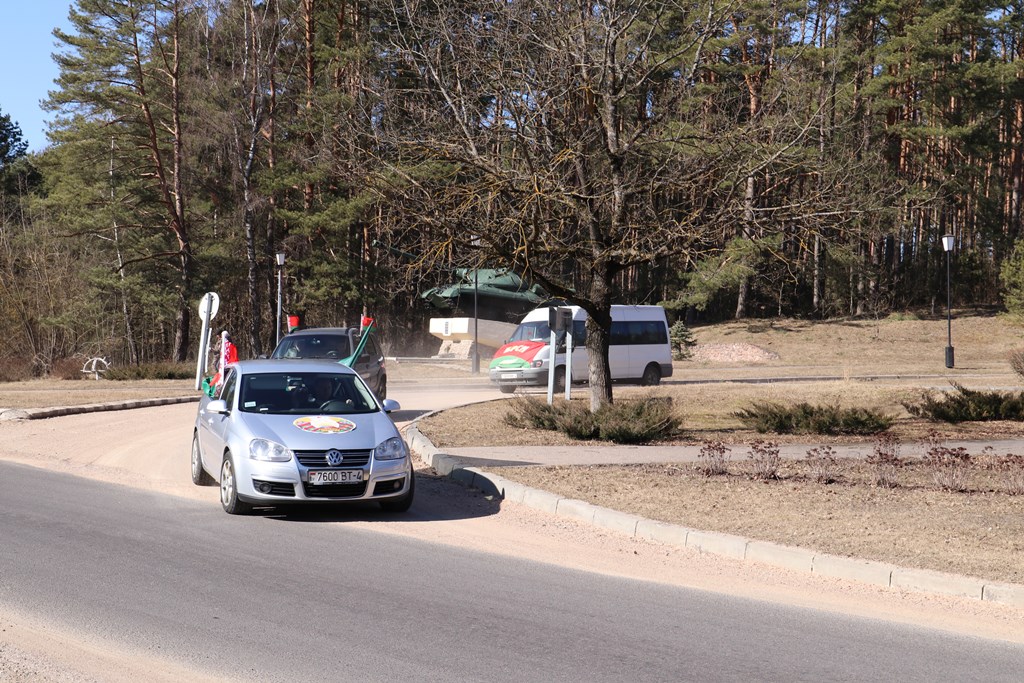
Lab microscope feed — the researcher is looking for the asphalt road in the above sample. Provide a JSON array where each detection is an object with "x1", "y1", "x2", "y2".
[{"x1": 1, "y1": 461, "x2": 1021, "y2": 682}]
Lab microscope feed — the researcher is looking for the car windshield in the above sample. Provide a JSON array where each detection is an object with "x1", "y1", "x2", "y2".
[
  {"x1": 271, "y1": 334, "x2": 351, "y2": 359},
  {"x1": 507, "y1": 321, "x2": 550, "y2": 343},
  {"x1": 238, "y1": 372, "x2": 378, "y2": 415}
]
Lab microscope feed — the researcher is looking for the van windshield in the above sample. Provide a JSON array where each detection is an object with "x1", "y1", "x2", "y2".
[{"x1": 507, "y1": 321, "x2": 551, "y2": 343}]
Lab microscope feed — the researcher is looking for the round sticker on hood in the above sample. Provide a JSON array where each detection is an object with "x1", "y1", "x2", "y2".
[{"x1": 293, "y1": 416, "x2": 357, "y2": 434}]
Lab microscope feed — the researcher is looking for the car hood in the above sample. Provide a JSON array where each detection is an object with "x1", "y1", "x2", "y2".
[{"x1": 239, "y1": 411, "x2": 400, "y2": 450}]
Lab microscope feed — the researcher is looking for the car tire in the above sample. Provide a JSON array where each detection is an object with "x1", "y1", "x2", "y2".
[
  {"x1": 220, "y1": 454, "x2": 253, "y2": 515},
  {"x1": 379, "y1": 472, "x2": 415, "y2": 513},
  {"x1": 191, "y1": 433, "x2": 215, "y2": 486},
  {"x1": 554, "y1": 367, "x2": 567, "y2": 393},
  {"x1": 498, "y1": 385, "x2": 517, "y2": 394},
  {"x1": 641, "y1": 363, "x2": 662, "y2": 386}
]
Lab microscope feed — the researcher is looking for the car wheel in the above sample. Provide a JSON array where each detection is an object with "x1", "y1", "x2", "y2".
[
  {"x1": 191, "y1": 433, "x2": 215, "y2": 486},
  {"x1": 498, "y1": 385, "x2": 517, "y2": 394},
  {"x1": 220, "y1": 454, "x2": 252, "y2": 515},
  {"x1": 379, "y1": 472, "x2": 415, "y2": 513},
  {"x1": 641, "y1": 363, "x2": 662, "y2": 386}
]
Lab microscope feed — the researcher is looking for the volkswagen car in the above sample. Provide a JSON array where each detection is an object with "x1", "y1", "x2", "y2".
[{"x1": 192, "y1": 359, "x2": 413, "y2": 515}]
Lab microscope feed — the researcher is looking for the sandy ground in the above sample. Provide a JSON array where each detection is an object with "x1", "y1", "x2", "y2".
[{"x1": 0, "y1": 403, "x2": 1022, "y2": 680}]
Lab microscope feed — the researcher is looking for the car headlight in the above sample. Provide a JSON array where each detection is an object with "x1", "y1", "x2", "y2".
[
  {"x1": 249, "y1": 438, "x2": 293, "y2": 462},
  {"x1": 373, "y1": 437, "x2": 407, "y2": 461}
]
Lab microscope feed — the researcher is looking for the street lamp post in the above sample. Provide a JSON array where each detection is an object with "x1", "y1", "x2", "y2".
[
  {"x1": 275, "y1": 252, "x2": 286, "y2": 346},
  {"x1": 942, "y1": 234, "x2": 954, "y2": 369}
]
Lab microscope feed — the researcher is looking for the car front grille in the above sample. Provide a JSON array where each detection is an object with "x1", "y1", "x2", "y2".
[
  {"x1": 302, "y1": 481, "x2": 368, "y2": 498},
  {"x1": 294, "y1": 449, "x2": 372, "y2": 468}
]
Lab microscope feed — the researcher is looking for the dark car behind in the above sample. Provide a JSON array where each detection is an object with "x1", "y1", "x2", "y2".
[{"x1": 271, "y1": 327, "x2": 387, "y2": 398}]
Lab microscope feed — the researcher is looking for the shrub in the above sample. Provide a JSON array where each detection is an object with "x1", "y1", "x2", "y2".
[
  {"x1": 996, "y1": 454, "x2": 1024, "y2": 495},
  {"x1": 923, "y1": 432, "x2": 971, "y2": 492},
  {"x1": 596, "y1": 396, "x2": 682, "y2": 444},
  {"x1": 903, "y1": 383, "x2": 1024, "y2": 423},
  {"x1": 503, "y1": 394, "x2": 682, "y2": 444},
  {"x1": 554, "y1": 401, "x2": 600, "y2": 440},
  {"x1": 735, "y1": 401, "x2": 892, "y2": 435},
  {"x1": 885, "y1": 311, "x2": 920, "y2": 321},
  {"x1": 696, "y1": 440, "x2": 731, "y2": 477},
  {"x1": 1000, "y1": 238, "x2": 1024, "y2": 315},
  {"x1": 867, "y1": 432, "x2": 901, "y2": 488},
  {"x1": 504, "y1": 396, "x2": 562, "y2": 431},
  {"x1": 104, "y1": 363, "x2": 194, "y2": 380},
  {"x1": 805, "y1": 446, "x2": 842, "y2": 484},
  {"x1": 1010, "y1": 350, "x2": 1024, "y2": 381},
  {"x1": 747, "y1": 439, "x2": 781, "y2": 480},
  {"x1": 0, "y1": 355, "x2": 35, "y2": 382},
  {"x1": 669, "y1": 321, "x2": 697, "y2": 360},
  {"x1": 50, "y1": 356, "x2": 88, "y2": 380}
]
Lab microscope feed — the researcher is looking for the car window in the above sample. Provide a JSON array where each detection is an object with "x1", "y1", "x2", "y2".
[
  {"x1": 239, "y1": 372, "x2": 378, "y2": 415},
  {"x1": 219, "y1": 368, "x2": 238, "y2": 407},
  {"x1": 357, "y1": 334, "x2": 379, "y2": 364},
  {"x1": 272, "y1": 334, "x2": 351, "y2": 359}
]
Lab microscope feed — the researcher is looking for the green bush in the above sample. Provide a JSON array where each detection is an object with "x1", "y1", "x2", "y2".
[
  {"x1": 596, "y1": 396, "x2": 682, "y2": 444},
  {"x1": 903, "y1": 383, "x2": 1024, "y2": 423},
  {"x1": 504, "y1": 396, "x2": 562, "y2": 430},
  {"x1": 1000, "y1": 239, "x2": 1024, "y2": 315},
  {"x1": 668, "y1": 321, "x2": 697, "y2": 360},
  {"x1": 734, "y1": 401, "x2": 892, "y2": 435},
  {"x1": 504, "y1": 395, "x2": 682, "y2": 444},
  {"x1": 105, "y1": 363, "x2": 195, "y2": 381},
  {"x1": 555, "y1": 401, "x2": 600, "y2": 440}
]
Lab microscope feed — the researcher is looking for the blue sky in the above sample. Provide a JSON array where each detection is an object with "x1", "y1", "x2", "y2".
[{"x1": 0, "y1": 1, "x2": 73, "y2": 152}]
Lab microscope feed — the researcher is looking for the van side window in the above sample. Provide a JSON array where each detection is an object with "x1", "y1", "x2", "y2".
[
  {"x1": 611, "y1": 320, "x2": 667, "y2": 345},
  {"x1": 572, "y1": 320, "x2": 586, "y2": 347},
  {"x1": 610, "y1": 321, "x2": 629, "y2": 345}
]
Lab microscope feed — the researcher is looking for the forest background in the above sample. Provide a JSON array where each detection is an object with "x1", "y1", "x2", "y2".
[{"x1": 2, "y1": 0, "x2": 1024, "y2": 375}]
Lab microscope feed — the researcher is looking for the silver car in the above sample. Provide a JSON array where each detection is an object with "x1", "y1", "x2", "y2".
[{"x1": 191, "y1": 359, "x2": 414, "y2": 515}]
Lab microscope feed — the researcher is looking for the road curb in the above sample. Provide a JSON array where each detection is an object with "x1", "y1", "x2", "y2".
[
  {"x1": 0, "y1": 396, "x2": 199, "y2": 421},
  {"x1": 406, "y1": 423, "x2": 1024, "y2": 610}
]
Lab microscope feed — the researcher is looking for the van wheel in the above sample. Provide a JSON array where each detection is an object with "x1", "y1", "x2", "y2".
[
  {"x1": 499, "y1": 385, "x2": 517, "y2": 394},
  {"x1": 641, "y1": 363, "x2": 661, "y2": 386},
  {"x1": 554, "y1": 367, "x2": 566, "y2": 392}
]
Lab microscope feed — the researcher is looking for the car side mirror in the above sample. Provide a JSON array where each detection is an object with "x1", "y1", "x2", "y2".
[
  {"x1": 381, "y1": 398, "x2": 400, "y2": 413},
  {"x1": 207, "y1": 399, "x2": 229, "y2": 415}
]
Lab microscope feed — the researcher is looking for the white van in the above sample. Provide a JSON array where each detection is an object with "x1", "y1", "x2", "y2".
[{"x1": 488, "y1": 305, "x2": 673, "y2": 393}]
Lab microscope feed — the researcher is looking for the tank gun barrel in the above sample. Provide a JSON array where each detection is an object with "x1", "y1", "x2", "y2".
[{"x1": 371, "y1": 240, "x2": 420, "y2": 263}]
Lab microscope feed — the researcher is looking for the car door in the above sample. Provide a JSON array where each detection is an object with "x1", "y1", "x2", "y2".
[
  {"x1": 198, "y1": 367, "x2": 237, "y2": 476},
  {"x1": 354, "y1": 335, "x2": 385, "y2": 395}
]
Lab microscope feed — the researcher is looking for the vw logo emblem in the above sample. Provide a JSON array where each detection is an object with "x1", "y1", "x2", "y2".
[{"x1": 326, "y1": 449, "x2": 344, "y2": 467}]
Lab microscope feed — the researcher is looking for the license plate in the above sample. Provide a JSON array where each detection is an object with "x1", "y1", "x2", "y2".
[
  {"x1": 308, "y1": 470, "x2": 363, "y2": 484},
  {"x1": 501, "y1": 373, "x2": 517, "y2": 379}
]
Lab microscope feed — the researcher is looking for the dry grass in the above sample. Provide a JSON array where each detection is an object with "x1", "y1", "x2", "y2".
[
  {"x1": 487, "y1": 460, "x2": 1024, "y2": 584},
  {"x1": 0, "y1": 379, "x2": 196, "y2": 409},
  {"x1": 420, "y1": 313, "x2": 1024, "y2": 584}
]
